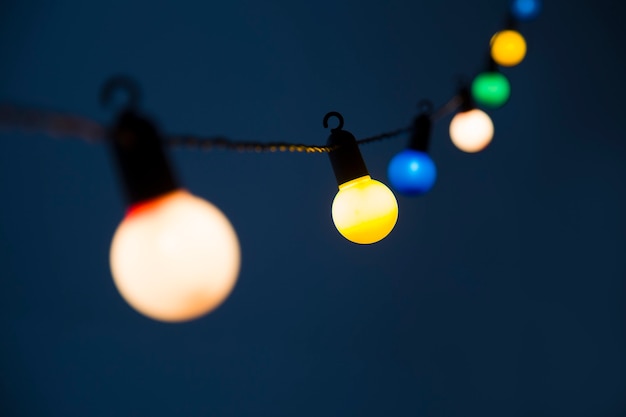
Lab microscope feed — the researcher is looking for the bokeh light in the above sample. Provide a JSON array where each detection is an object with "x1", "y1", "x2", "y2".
[
  {"x1": 511, "y1": 0, "x2": 542, "y2": 21},
  {"x1": 491, "y1": 30, "x2": 527, "y2": 67},
  {"x1": 110, "y1": 189, "x2": 240, "y2": 322},
  {"x1": 387, "y1": 150, "x2": 437, "y2": 196},
  {"x1": 472, "y1": 72, "x2": 511, "y2": 108},
  {"x1": 449, "y1": 109, "x2": 494, "y2": 153}
]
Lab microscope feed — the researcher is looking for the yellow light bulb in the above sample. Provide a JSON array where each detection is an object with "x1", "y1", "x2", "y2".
[
  {"x1": 449, "y1": 108, "x2": 494, "y2": 153},
  {"x1": 490, "y1": 30, "x2": 527, "y2": 67},
  {"x1": 110, "y1": 189, "x2": 240, "y2": 322},
  {"x1": 331, "y1": 175, "x2": 398, "y2": 244}
]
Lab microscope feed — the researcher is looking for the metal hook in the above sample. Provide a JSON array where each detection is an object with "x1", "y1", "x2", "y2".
[
  {"x1": 100, "y1": 75, "x2": 141, "y2": 111},
  {"x1": 323, "y1": 111, "x2": 344, "y2": 131}
]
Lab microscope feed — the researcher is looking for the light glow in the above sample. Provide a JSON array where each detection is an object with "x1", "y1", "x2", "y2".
[
  {"x1": 449, "y1": 109, "x2": 494, "y2": 153},
  {"x1": 387, "y1": 150, "x2": 437, "y2": 196},
  {"x1": 490, "y1": 30, "x2": 527, "y2": 67},
  {"x1": 511, "y1": 0, "x2": 541, "y2": 21},
  {"x1": 471, "y1": 72, "x2": 511, "y2": 108},
  {"x1": 110, "y1": 189, "x2": 240, "y2": 322},
  {"x1": 332, "y1": 175, "x2": 398, "y2": 244}
]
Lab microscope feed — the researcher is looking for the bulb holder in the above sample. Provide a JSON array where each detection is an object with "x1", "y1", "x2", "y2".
[
  {"x1": 324, "y1": 112, "x2": 369, "y2": 186},
  {"x1": 408, "y1": 113, "x2": 432, "y2": 152},
  {"x1": 486, "y1": 54, "x2": 499, "y2": 72},
  {"x1": 109, "y1": 110, "x2": 178, "y2": 206},
  {"x1": 504, "y1": 12, "x2": 520, "y2": 30},
  {"x1": 458, "y1": 85, "x2": 475, "y2": 113}
]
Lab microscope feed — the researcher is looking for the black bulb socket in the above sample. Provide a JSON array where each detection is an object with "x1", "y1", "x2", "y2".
[
  {"x1": 408, "y1": 113, "x2": 432, "y2": 152},
  {"x1": 486, "y1": 54, "x2": 499, "y2": 73},
  {"x1": 109, "y1": 110, "x2": 178, "y2": 206},
  {"x1": 504, "y1": 12, "x2": 520, "y2": 31},
  {"x1": 327, "y1": 128, "x2": 369, "y2": 187},
  {"x1": 458, "y1": 85, "x2": 475, "y2": 113}
]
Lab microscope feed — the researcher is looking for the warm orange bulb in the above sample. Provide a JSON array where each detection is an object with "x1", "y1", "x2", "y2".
[{"x1": 110, "y1": 189, "x2": 240, "y2": 322}]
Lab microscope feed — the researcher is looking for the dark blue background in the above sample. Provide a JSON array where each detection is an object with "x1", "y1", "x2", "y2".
[{"x1": 1, "y1": 1, "x2": 625, "y2": 416}]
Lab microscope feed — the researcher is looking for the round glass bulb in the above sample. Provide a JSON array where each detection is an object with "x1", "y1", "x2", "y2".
[
  {"x1": 332, "y1": 175, "x2": 398, "y2": 244},
  {"x1": 110, "y1": 189, "x2": 240, "y2": 322},
  {"x1": 471, "y1": 72, "x2": 511, "y2": 108},
  {"x1": 387, "y1": 150, "x2": 437, "y2": 196},
  {"x1": 490, "y1": 30, "x2": 527, "y2": 67},
  {"x1": 511, "y1": 0, "x2": 541, "y2": 21},
  {"x1": 449, "y1": 109, "x2": 494, "y2": 153}
]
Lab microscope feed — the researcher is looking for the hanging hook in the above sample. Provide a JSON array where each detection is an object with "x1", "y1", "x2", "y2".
[
  {"x1": 323, "y1": 111, "x2": 344, "y2": 131},
  {"x1": 100, "y1": 75, "x2": 141, "y2": 111}
]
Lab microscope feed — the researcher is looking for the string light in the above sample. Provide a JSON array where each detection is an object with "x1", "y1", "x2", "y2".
[
  {"x1": 0, "y1": 3, "x2": 540, "y2": 321},
  {"x1": 110, "y1": 190, "x2": 240, "y2": 322},
  {"x1": 105, "y1": 83, "x2": 241, "y2": 322},
  {"x1": 449, "y1": 86, "x2": 494, "y2": 153},
  {"x1": 511, "y1": 0, "x2": 541, "y2": 21},
  {"x1": 471, "y1": 71, "x2": 511, "y2": 108},
  {"x1": 325, "y1": 112, "x2": 398, "y2": 244},
  {"x1": 490, "y1": 29, "x2": 527, "y2": 67},
  {"x1": 387, "y1": 106, "x2": 437, "y2": 196}
]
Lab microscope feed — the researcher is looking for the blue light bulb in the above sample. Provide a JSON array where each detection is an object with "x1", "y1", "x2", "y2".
[
  {"x1": 511, "y1": 0, "x2": 541, "y2": 21},
  {"x1": 387, "y1": 149, "x2": 437, "y2": 196}
]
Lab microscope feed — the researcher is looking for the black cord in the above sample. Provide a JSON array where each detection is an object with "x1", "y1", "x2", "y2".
[
  {"x1": 0, "y1": 93, "x2": 462, "y2": 153},
  {"x1": 0, "y1": 104, "x2": 106, "y2": 142},
  {"x1": 0, "y1": 103, "x2": 413, "y2": 153},
  {"x1": 166, "y1": 135, "x2": 335, "y2": 153},
  {"x1": 167, "y1": 125, "x2": 414, "y2": 154}
]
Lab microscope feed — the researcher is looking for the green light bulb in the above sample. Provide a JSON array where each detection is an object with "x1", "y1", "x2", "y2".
[{"x1": 471, "y1": 72, "x2": 511, "y2": 108}]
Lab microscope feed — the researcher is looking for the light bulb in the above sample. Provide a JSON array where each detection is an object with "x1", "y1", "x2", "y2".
[
  {"x1": 388, "y1": 149, "x2": 437, "y2": 196},
  {"x1": 490, "y1": 30, "x2": 527, "y2": 67},
  {"x1": 511, "y1": 0, "x2": 541, "y2": 21},
  {"x1": 471, "y1": 72, "x2": 511, "y2": 108},
  {"x1": 323, "y1": 112, "x2": 398, "y2": 244},
  {"x1": 110, "y1": 189, "x2": 240, "y2": 322},
  {"x1": 105, "y1": 102, "x2": 241, "y2": 323},
  {"x1": 332, "y1": 175, "x2": 398, "y2": 244},
  {"x1": 449, "y1": 108, "x2": 494, "y2": 153}
]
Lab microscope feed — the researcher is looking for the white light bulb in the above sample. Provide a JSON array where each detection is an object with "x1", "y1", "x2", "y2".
[
  {"x1": 449, "y1": 108, "x2": 494, "y2": 153},
  {"x1": 110, "y1": 189, "x2": 240, "y2": 322}
]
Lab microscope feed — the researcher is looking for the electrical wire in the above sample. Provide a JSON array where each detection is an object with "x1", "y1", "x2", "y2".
[
  {"x1": 0, "y1": 94, "x2": 464, "y2": 154},
  {"x1": 0, "y1": 103, "x2": 417, "y2": 153},
  {"x1": 0, "y1": 104, "x2": 106, "y2": 142}
]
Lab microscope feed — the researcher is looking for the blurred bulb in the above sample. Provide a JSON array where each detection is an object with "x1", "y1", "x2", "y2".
[
  {"x1": 110, "y1": 189, "x2": 240, "y2": 322},
  {"x1": 490, "y1": 30, "x2": 527, "y2": 67},
  {"x1": 511, "y1": 0, "x2": 541, "y2": 21},
  {"x1": 332, "y1": 175, "x2": 398, "y2": 244},
  {"x1": 449, "y1": 109, "x2": 494, "y2": 153},
  {"x1": 471, "y1": 72, "x2": 511, "y2": 108},
  {"x1": 387, "y1": 150, "x2": 437, "y2": 196}
]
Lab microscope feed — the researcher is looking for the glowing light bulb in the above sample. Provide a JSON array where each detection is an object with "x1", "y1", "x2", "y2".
[
  {"x1": 104, "y1": 100, "x2": 241, "y2": 323},
  {"x1": 471, "y1": 72, "x2": 511, "y2": 108},
  {"x1": 388, "y1": 150, "x2": 437, "y2": 196},
  {"x1": 332, "y1": 175, "x2": 398, "y2": 244},
  {"x1": 323, "y1": 111, "x2": 398, "y2": 244},
  {"x1": 449, "y1": 109, "x2": 494, "y2": 153},
  {"x1": 511, "y1": 0, "x2": 541, "y2": 21},
  {"x1": 387, "y1": 108, "x2": 436, "y2": 196},
  {"x1": 490, "y1": 30, "x2": 527, "y2": 67},
  {"x1": 110, "y1": 189, "x2": 240, "y2": 322}
]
